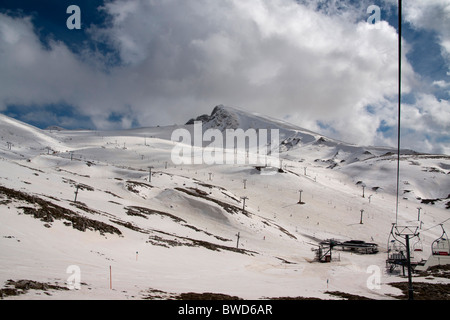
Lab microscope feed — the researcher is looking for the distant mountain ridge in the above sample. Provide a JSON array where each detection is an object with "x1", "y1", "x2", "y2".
[
  {"x1": 182, "y1": 104, "x2": 449, "y2": 201},
  {"x1": 183, "y1": 104, "x2": 422, "y2": 156}
]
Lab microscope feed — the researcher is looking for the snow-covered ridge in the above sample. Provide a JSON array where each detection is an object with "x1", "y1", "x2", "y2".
[
  {"x1": 186, "y1": 104, "x2": 319, "y2": 141},
  {"x1": 0, "y1": 113, "x2": 68, "y2": 155},
  {"x1": 184, "y1": 105, "x2": 426, "y2": 164}
]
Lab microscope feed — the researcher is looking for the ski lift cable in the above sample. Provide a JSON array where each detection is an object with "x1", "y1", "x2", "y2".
[
  {"x1": 395, "y1": 0, "x2": 402, "y2": 226},
  {"x1": 421, "y1": 219, "x2": 450, "y2": 233}
]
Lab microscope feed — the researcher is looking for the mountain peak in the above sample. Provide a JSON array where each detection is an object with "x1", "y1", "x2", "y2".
[{"x1": 185, "y1": 105, "x2": 240, "y2": 130}]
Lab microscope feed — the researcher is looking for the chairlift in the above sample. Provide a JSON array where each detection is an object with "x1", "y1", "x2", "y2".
[
  {"x1": 431, "y1": 224, "x2": 450, "y2": 256},
  {"x1": 387, "y1": 224, "x2": 405, "y2": 253},
  {"x1": 414, "y1": 224, "x2": 450, "y2": 273},
  {"x1": 386, "y1": 224, "x2": 408, "y2": 273},
  {"x1": 413, "y1": 235, "x2": 423, "y2": 252}
]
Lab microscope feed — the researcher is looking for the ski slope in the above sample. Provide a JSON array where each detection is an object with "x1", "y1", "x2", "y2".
[{"x1": 0, "y1": 107, "x2": 449, "y2": 300}]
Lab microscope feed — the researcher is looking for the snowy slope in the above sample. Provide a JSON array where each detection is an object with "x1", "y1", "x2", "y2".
[
  {"x1": 0, "y1": 108, "x2": 449, "y2": 300},
  {"x1": 0, "y1": 113, "x2": 68, "y2": 159},
  {"x1": 187, "y1": 105, "x2": 450, "y2": 205}
]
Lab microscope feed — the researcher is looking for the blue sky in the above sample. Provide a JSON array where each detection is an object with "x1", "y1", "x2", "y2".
[{"x1": 0, "y1": 0, "x2": 449, "y2": 154}]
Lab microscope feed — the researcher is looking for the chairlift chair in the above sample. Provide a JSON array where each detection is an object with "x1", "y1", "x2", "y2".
[
  {"x1": 386, "y1": 223, "x2": 422, "y2": 273},
  {"x1": 413, "y1": 235, "x2": 423, "y2": 252},
  {"x1": 386, "y1": 224, "x2": 408, "y2": 272},
  {"x1": 432, "y1": 225, "x2": 450, "y2": 256}
]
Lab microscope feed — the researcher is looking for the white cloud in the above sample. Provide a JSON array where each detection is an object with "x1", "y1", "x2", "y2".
[
  {"x1": 0, "y1": 1, "x2": 447, "y2": 154},
  {"x1": 0, "y1": 14, "x2": 104, "y2": 111},
  {"x1": 88, "y1": 0, "x2": 409, "y2": 118},
  {"x1": 401, "y1": 94, "x2": 450, "y2": 154},
  {"x1": 402, "y1": 0, "x2": 450, "y2": 72}
]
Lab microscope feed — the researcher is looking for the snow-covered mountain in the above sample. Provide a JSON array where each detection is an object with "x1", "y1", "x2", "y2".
[
  {"x1": 187, "y1": 105, "x2": 449, "y2": 203},
  {"x1": 187, "y1": 104, "x2": 320, "y2": 147},
  {"x1": 0, "y1": 106, "x2": 449, "y2": 300},
  {"x1": 187, "y1": 104, "x2": 416, "y2": 156}
]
